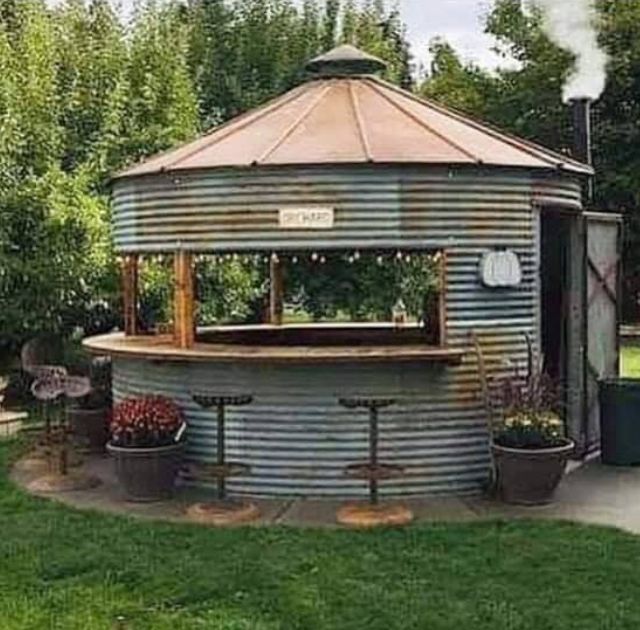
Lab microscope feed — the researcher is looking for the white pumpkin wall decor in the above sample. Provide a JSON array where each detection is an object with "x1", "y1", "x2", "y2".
[{"x1": 479, "y1": 249, "x2": 522, "y2": 288}]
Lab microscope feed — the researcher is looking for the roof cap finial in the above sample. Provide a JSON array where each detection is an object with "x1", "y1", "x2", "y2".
[{"x1": 305, "y1": 44, "x2": 387, "y2": 77}]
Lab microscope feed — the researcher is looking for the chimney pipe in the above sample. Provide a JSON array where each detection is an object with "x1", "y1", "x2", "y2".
[{"x1": 570, "y1": 97, "x2": 593, "y2": 203}]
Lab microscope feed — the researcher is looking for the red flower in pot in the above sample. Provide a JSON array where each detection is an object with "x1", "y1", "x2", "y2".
[{"x1": 107, "y1": 396, "x2": 186, "y2": 502}]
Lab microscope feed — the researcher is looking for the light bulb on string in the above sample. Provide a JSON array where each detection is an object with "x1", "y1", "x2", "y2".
[
  {"x1": 311, "y1": 252, "x2": 319, "y2": 262},
  {"x1": 354, "y1": 250, "x2": 361, "y2": 261}
]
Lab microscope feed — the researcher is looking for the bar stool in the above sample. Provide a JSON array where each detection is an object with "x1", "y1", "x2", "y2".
[
  {"x1": 185, "y1": 393, "x2": 259, "y2": 525},
  {"x1": 336, "y1": 396, "x2": 413, "y2": 528}
]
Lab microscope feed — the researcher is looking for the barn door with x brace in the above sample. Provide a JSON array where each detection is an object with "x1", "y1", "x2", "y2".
[{"x1": 583, "y1": 212, "x2": 623, "y2": 453}]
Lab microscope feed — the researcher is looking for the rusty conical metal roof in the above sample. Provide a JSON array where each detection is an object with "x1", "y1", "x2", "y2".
[{"x1": 118, "y1": 45, "x2": 592, "y2": 178}]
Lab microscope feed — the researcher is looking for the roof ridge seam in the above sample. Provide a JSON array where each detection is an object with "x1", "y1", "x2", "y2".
[
  {"x1": 255, "y1": 81, "x2": 335, "y2": 165},
  {"x1": 364, "y1": 79, "x2": 481, "y2": 163},
  {"x1": 369, "y1": 76, "x2": 588, "y2": 173},
  {"x1": 160, "y1": 82, "x2": 311, "y2": 172},
  {"x1": 348, "y1": 80, "x2": 373, "y2": 162}
]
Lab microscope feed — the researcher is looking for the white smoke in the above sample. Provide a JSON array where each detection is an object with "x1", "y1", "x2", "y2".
[{"x1": 527, "y1": 0, "x2": 607, "y2": 101}]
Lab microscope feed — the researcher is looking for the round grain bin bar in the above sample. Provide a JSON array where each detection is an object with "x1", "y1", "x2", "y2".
[{"x1": 85, "y1": 45, "x2": 592, "y2": 498}]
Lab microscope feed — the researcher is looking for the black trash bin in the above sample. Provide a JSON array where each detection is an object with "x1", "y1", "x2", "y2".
[{"x1": 599, "y1": 378, "x2": 640, "y2": 466}]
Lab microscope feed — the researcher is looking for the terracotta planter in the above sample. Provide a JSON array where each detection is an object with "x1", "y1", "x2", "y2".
[
  {"x1": 491, "y1": 440, "x2": 575, "y2": 505},
  {"x1": 107, "y1": 442, "x2": 184, "y2": 502},
  {"x1": 67, "y1": 406, "x2": 108, "y2": 453}
]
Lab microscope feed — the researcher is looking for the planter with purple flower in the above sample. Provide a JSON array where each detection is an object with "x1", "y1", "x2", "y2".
[{"x1": 490, "y1": 348, "x2": 574, "y2": 506}]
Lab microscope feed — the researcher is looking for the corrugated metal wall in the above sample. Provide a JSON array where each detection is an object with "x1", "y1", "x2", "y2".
[
  {"x1": 111, "y1": 165, "x2": 582, "y2": 497},
  {"x1": 112, "y1": 166, "x2": 581, "y2": 252}
]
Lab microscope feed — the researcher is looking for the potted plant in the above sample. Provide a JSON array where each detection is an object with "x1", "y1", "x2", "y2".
[
  {"x1": 490, "y1": 352, "x2": 574, "y2": 505},
  {"x1": 67, "y1": 357, "x2": 112, "y2": 453},
  {"x1": 107, "y1": 395, "x2": 186, "y2": 502}
]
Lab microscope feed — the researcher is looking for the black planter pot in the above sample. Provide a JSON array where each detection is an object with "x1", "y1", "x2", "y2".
[
  {"x1": 491, "y1": 440, "x2": 575, "y2": 505},
  {"x1": 67, "y1": 406, "x2": 109, "y2": 454},
  {"x1": 107, "y1": 442, "x2": 184, "y2": 502}
]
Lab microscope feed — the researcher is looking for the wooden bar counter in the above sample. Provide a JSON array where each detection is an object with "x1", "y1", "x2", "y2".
[{"x1": 84, "y1": 329, "x2": 464, "y2": 365}]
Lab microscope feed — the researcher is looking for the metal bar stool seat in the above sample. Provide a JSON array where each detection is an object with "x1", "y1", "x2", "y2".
[
  {"x1": 336, "y1": 396, "x2": 413, "y2": 528},
  {"x1": 186, "y1": 393, "x2": 259, "y2": 525}
]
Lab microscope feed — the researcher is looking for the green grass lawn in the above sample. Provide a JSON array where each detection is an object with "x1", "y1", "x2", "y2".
[
  {"x1": 2, "y1": 444, "x2": 640, "y2": 629},
  {"x1": 622, "y1": 345, "x2": 640, "y2": 378}
]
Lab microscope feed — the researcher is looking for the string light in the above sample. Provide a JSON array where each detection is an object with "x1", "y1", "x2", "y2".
[{"x1": 179, "y1": 250, "x2": 442, "y2": 268}]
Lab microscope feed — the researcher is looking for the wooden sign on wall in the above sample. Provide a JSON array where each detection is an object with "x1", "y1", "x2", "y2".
[{"x1": 279, "y1": 207, "x2": 334, "y2": 230}]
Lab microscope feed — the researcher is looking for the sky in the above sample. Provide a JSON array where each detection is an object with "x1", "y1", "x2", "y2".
[
  {"x1": 51, "y1": 0, "x2": 504, "y2": 70},
  {"x1": 399, "y1": 0, "x2": 503, "y2": 70}
]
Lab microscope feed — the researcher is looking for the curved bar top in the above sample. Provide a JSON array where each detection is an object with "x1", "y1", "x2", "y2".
[{"x1": 83, "y1": 332, "x2": 465, "y2": 365}]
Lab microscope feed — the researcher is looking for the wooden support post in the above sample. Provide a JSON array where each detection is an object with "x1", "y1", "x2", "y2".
[
  {"x1": 174, "y1": 251, "x2": 195, "y2": 348},
  {"x1": 122, "y1": 254, "x2": 139, "y2": 336},
  {"x1": 269, "y1": 257, "x2": 284, "y2": 326},
  {"x1": 438, "y1": 250, "x2": 448, "y2": 345}
]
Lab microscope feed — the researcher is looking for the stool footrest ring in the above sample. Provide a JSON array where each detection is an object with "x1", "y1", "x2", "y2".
[
  {"x1": 184, "y1": 462, "x2": 251, "y2": 480},
  {"x1": 186, "y1": 500, "x2": 260, "y2": 526},
  {"x1": 344, "y1": 462, "x2": 405, "y2": 480}
]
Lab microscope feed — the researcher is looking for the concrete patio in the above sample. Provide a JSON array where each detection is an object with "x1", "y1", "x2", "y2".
[{"x1": 11, "y1": 453, "x2": 640, "y2": 533}]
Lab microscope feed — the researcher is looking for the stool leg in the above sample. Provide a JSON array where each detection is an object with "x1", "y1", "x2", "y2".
[
  {"x1": 217, "y1": 402, "x2": 226, "y2": 500},
  {"x1": 369, "y1": 406, "x2": 378, "y2": 505}
]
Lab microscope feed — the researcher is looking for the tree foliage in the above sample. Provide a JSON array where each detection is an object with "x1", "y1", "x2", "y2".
[
  {"x1": 187, "y1": 0, "x2": 412, "y2": 124},
  {"x1": 0, "y1": 0, "x2": 414, "y2": 350},
  {"x1": 0, "y1": 0, "x2": 198, "y2": 350},
  {"x1": 285, "y1": 253, "x2": 439, "y2": 323},
  {"x1": 419, "y1": 0, "x2": 640, "y2": 319}
]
